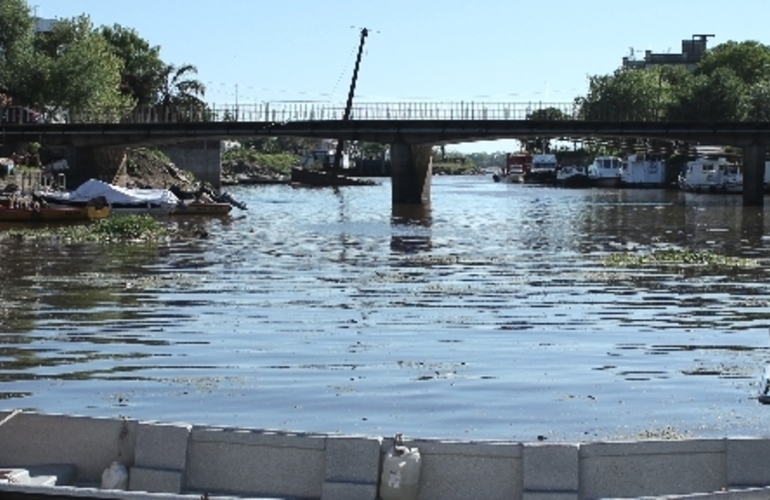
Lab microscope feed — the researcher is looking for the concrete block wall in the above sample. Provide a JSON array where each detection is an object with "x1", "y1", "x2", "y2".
[
  {"x1": 409, "y1": 438, "x2": 522, "y2": 500},
  {"x1": 161, "y1": 140, "x2": 221, "y2": 190},
  {"x1": 129, "y1": 422, "x2": 191, "y2": 494},
  {"x1": 3, "y1": 411, "x2": 770, "y2": 500},
  {"x1": 0, "y1": 411, "x2": 137, "y2": 483}
]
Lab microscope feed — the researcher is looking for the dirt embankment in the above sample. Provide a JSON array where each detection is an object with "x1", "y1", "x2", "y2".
[{"x1": 121, "y1": 148, "x2": 199, "y2": 190}]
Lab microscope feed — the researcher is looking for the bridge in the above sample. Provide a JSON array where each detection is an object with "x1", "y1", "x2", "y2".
[{"x1": 2, "y1": 101, "x2": 769, "y2": 206}]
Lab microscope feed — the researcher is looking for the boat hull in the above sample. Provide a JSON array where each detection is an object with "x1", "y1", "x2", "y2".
[
  {"x1": 172, "y1": 202, "x2": 232, "y2": 216},
  {"x1": 0, "y1": 205, "x2": 110, "y2": 222},
  {"x1": 589, "y1": 177, "x2": 620, "y2": 188},
  {"x1": 291, "y1": 167, "x2": 375, "y2": 187}
]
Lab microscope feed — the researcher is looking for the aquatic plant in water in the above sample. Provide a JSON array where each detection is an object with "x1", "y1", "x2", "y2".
[
  {"x1": 602, "y1": 248, "x2": 758, "y2": 268},
  {"x1": 0, "y1": 215, "x2": 168, "y2": 243}
]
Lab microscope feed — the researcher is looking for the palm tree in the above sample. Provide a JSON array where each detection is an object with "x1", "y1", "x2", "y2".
[{"x1": 155, "y1": 63, "x2": 206, "y2": 120}]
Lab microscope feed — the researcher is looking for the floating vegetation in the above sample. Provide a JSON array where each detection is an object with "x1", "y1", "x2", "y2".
[
  {"x1": 603, "y1": 248, "x2": 758, "y2": 268},
  {"x1": 0, "y1": 215, "x2": 173, "y2": 243},
  {"x1": 635, "y1": 426, "x2": 693, "y2": 441}
]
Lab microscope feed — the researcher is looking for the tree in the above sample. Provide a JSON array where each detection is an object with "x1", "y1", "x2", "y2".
[
  {"x1": 156, "y1": 63, "x2": 205, "y2": 107},
  {"x1": 575, "y1": 67, "x2": 682, "y2": 121},
  {"x1": 0, "y1": 0, "x2": 35, "y2": 102},
  {"x1": 523, "y1": 106, "x2": 570, "y2": 153},
  {"x1": 37, "y1": 15, "x2": 133, "y2": 118},
  {"x1": 100, "y1": 24, "x2": 165, "y2": 106},
  {"x1": 667, "y1": 67, "x2": 748, "y2": 122},
  {"x1": 747, "y1": 82, "x2": 770, "y2": 121},
  {"x1": 526, "y1": 106, "x2": 569, "y2": 121},
  {"x1": 697, "y1": 40, "x2": 770, "y2": 86}
]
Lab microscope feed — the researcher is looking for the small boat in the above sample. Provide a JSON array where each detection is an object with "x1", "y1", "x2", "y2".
[
  {"x1": 678, "y1": 157, "x2": 742, "y2": 193},
  {"x1": 523, "y1": 154, "x2": 558, "y2": 184},
  {"x1": 620, "y1": 153, "x2": 667, "y2": 188},
  {"x1": 37, "y1": 179, "x2": 179, "y2": 215},
  {"x1": 172, "y1": 201, "x2": 232, "y2": 216},
  {"x1": 556, "y1": 165, "x2": 590, "y2": 187},
  {"x1": 290, "y1": 167, "x2": 375, "y2": 187},
  {"x1": 587, "y1": 156, "x2": 622, "y2": 188},
  {"x1": 0, "y1": 200, "x2": 110, "y2": 222}
]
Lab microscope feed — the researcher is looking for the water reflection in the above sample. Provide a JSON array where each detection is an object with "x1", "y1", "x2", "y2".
[{"x1": 390, "y1": 203, "x2": 432, "y2": 253}]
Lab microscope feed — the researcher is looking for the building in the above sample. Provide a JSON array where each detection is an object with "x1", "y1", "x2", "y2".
[
  {"x1": 34, "y1": 17, "x2": 56, "y2": 34},
  {"x1": 622, "y1": 34, "x2": 714, "y2": 72}
]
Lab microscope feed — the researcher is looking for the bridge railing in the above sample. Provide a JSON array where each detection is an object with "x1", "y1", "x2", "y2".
[{"x1": 58, "y1": 101, "x2": 588, "y2": 124}]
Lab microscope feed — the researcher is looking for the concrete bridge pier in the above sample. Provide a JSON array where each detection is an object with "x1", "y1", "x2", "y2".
[
  {"x1": 742, "y1": 144, "x2": 766, "y2": 206},
  {"x1": 390, "y1": 142, "x2": 432, "y2": 204}
]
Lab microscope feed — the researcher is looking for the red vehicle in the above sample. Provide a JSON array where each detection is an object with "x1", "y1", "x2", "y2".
[{"x1": 493, "y1": 152, "x2": 532, "y2": 183}]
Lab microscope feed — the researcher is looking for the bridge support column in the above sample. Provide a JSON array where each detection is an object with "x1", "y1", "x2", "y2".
[
  {"x1": 742, "y1": 144, "x2": 766, "y2": 207},
  {"x1": 390, "y1": 142, "x2": 432, "y2": 204},
  {"x1": 65, "y1": 146, "x2": 127, "y2": 188},
  {"x1": 162, "y1": 140, "x2": 222, "y2": 191}
]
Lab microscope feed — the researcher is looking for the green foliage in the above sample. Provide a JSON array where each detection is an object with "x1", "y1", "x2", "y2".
[
  {"x1": 99, "y1": 24, "x2": 165, "y2": 106},
  {"x1": 464, "y1": 151, "x2": 508, "y2": 169},
  {"x1": 28, "y1": 15, "x2": 135, "y2": 118},
  {"x1": 222, "y1": 148, "x2": 298, "y2": 175},
  {"x1": 0, "y1": 214, "x2": 167, "y2": 243},
  {"x1": 156, "y1": 63, "x2": 205, "y2": 108},
  {"x1": 747, "y1": 82, "x2": 770, "y2": 121},
  {"x1": 574, "y1": 39, "x2": 770, "y2": 123},
  {"x1": 697, "y1": 40, "x2": 770, "y2": 86},
  {"x1": 91, "y1": 214, "x2": 166, "y2": 241},
  {"x1": 576, "y1": 67, "x2": 677, "y2": 121},
  {"x1": 527, "y1": 106, "x2": 569, "y2": 120},
  {"x1": 432, "y1": 160, "x2": 480, "y2": 175},
  {"x1": 0, "y1": 2, "x2": 207, "y2": 121},
  {"x1": 0, "y1": 0, "x2": 36, "y2": 102},
  {"x1": 242, "y1": 136, "x2": 317, "y2": 155},
  {"x1": 667, "y1": 68, "x2": 748, "y2": 121}
]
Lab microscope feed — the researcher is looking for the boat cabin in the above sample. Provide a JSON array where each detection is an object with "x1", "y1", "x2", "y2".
[
  {"x1": 587, "y1": 156, "x2": 622, "y2": 187},
  {"x1": 679, "y1": 157, "x2": 741, "y2": 193},
  {"x1": 620, "y1": 153, "x2": 666, "y2": 187}
]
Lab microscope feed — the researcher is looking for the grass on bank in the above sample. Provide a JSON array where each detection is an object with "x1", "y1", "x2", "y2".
[
  {"x1": 0, "y1": 215, "x2": 169, "y2": 243},
  {"x1": 603, "y1": 248, "x2": 758, "y2": 268},
  {"x1": 222, "y1": 150, "x2": 298, "y2": 176}
]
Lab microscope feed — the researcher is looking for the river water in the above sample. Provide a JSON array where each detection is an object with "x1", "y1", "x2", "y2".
[{"x1": 2, "y1": 176, "x2": 770, "y2": 442}]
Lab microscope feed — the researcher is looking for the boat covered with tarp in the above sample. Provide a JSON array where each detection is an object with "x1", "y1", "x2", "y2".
[{"x1": 36, "y1": 179, "x2": 180, "y2": 215}]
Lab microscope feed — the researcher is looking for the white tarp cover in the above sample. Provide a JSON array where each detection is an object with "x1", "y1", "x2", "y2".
[{"x1": 50, "y1": 179, "x2": 179, "y2": 206}]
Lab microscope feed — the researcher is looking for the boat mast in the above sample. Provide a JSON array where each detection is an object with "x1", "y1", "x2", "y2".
[{"x1": 333, "y1": 27, "x2": 368, "y2": 171}]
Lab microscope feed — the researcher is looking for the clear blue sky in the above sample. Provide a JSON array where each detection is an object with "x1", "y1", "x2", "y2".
[{"x1": 30, "y1": 0, "x2": 770, "y2": 153}]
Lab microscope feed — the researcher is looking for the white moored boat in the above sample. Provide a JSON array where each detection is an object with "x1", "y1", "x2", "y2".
[
  {"x1": 620, "y1": 153, "x2": 667, "y2": 188},
  {"x1": 556, "y1": 164, "x2": 590, "y2": 187},
  {"x1": 37, "y1": 179, "x2": 180, "y2": 215},
  {"x1": 587, "y1": 156, "x2": 622, "y2": 188},
  {"x1": 678, "y1": 157, "x2": 742, "y2": 193}
]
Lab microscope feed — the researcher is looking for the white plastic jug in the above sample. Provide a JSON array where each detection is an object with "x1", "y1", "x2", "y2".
[
  {"x1": 379, "y1": 434, "x2": 421, "y2": 500},
  {"x1": 100, "y1": 461, "x2": 128, "y2": 490}
]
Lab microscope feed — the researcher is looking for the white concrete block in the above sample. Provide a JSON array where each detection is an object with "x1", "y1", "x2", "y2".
[
  {"x1": 321, "y1": 480, "x2": 378, "y2": 500},
  {"x1": 579, "y1": 439, "x2": 726, "y2": 499},
  {"x1": 0, "y1": 412, "x2": 137, "y2": 483},
  {"x1": 134, "y1": 422, "x2": 191, "y2": 470},
  {"x1": 523, "y1": 492, "x2": 578, "y2": 500},
  {"x1": 129, "y1": 466, "x2": 184, "y2": 494},
  {"x1": 324, "y1": 436, "x2": 382, "y2": 484},
  {"x1": 523, "y1": 444, "x2": 579, "y2": 491},
  {"x1": 418, "y1": 452, "x2": 520, "y2": 500},
  {"x1": 726, "y1": 438, "x2": 770, "y2": 487},
  {"x1": 185, "y1": 435, "x2": 325, "y2": 498}
]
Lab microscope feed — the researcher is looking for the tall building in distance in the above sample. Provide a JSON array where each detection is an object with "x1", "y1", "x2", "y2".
[{"x1": 622, "y1": 34, "x2": 714, "y2": 72}]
